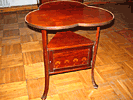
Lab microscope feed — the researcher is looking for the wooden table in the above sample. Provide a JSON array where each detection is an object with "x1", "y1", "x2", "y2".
[{"x1": 25, "y1": 1, "x2": 114, "y2": 100}]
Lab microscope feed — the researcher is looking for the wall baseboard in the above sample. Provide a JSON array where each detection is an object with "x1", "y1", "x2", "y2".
[{"x1": 0, "y1": 4, "x2": 38, "y2": 13}]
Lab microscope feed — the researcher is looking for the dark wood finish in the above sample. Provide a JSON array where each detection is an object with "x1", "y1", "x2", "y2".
[
  {"x1": 48, "y1": 31, "x2": 94, "y2": 50},
  {"x1": 41, "y1": 30, "x2": 49, "y2": 100},
  {"x1": 52, "y1": 48, "x2": 90, "y2": 69},
  {"x1": 48, "y1": 31, "x2": 93, "y2": 74},
  {"x1": 25, "y1": 1, "x2": 114, "y2": 30},
  {"x1": 91, "y1": 27, "x2": 100, "y2": 89},
  {"x1": 25, "y1": 1, "x2": 114, "y2": 100},
  {"x1": 50, "y1": 65, "x2": 91, "y2": 75}
]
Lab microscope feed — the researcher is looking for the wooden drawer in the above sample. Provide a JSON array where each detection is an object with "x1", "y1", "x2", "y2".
[{"x1": 49, "y1": 46, "x2": 93, "y2": 73}]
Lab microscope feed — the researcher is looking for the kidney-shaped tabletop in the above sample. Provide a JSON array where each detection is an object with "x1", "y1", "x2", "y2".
[{"x1": 25, "y1": 1, "x2": 114, "y2": 30}]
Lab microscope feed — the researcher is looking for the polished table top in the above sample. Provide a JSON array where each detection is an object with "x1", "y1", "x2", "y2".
[{"x1": 25, "y1": 1, "x2": 114, "y2": 30}]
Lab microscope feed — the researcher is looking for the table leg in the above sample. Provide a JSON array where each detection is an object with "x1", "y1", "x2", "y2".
[
  {"x1": 41, "y1": 30, "x2": 49, "y2": 100},
  {"x1": 91, "y1": 27, "x2": 100, "y2": 89}
]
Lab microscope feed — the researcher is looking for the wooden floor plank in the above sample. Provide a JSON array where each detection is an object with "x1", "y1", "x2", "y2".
[
  {"x1": 20, "y1": 33, "x2": 38, "y2": 43},
  {"x1": 24, "y1": 62, "x2": 44, "y2": 80},
  {"x1": 110, "y1": 80, "x2": 133, "y2": 100},
  {"x1": 26, "y1": 78, "x2": 45, "y2": 99},
  {"x1": 22, "y1": 51, "x2": 43, "y2": 65},
  {"x1": 21, "y1": 41, "x2": 42, "y2": 53},
  {"x1": 2, "y1": 43, "x2": 22, "y2": 56},
  {"x1": 2, "y1": 37, "x2": 21, "y2": 45},
  {"x1": 0, "y1": 81, "x2": 28, "y2": 100},
  {"x1": 1, "y1": 53, "x2": 23, "y2": 69},
  {"x1": 0, "y1": 65, "x2": 25, "y2": 84}
]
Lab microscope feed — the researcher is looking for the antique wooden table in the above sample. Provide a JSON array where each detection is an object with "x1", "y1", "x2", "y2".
[{"x1": 25, "y1": 1, "x2": 114, "y2": 100}]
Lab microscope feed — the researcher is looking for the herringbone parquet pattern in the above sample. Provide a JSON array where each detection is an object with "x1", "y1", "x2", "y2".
[{"x1": 0, "y1": 3, "x2": 133, "y2": 100}]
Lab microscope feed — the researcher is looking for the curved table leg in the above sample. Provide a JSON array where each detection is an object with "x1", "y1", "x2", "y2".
[
  {"x1": 91, "y1": 27, "x2": 100, "y2": 89},
  {"x1": 41, "y1": 30, "x2": 50, "y2": 100}
]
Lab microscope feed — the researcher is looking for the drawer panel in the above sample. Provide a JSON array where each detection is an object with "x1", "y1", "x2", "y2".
[{"x1": 52, "y1": 47, "x2": 92, "y2": 69}]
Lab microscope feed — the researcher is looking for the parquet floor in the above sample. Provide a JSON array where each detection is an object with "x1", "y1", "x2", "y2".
[{"x1": 0, "y1": 3, "x2": 133, "y2": 100}]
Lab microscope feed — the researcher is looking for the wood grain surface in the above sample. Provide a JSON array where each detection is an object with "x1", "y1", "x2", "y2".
[{"x1": 25, "y1": 1, "x2": 114, "y2": 30}]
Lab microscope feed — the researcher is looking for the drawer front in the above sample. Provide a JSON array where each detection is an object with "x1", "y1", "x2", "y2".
[{"x1": 52, "y1": 47, "x2": 92, "y2": 69}]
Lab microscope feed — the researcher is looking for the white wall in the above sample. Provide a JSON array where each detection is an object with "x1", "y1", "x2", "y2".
[{"x1": 0, "y1": 0, "x2": 37, "y2": 7}]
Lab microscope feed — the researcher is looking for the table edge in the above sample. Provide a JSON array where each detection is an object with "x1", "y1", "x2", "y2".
[{"x1": 25, "y1": 1, "x2": 115, "y2": 30}]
